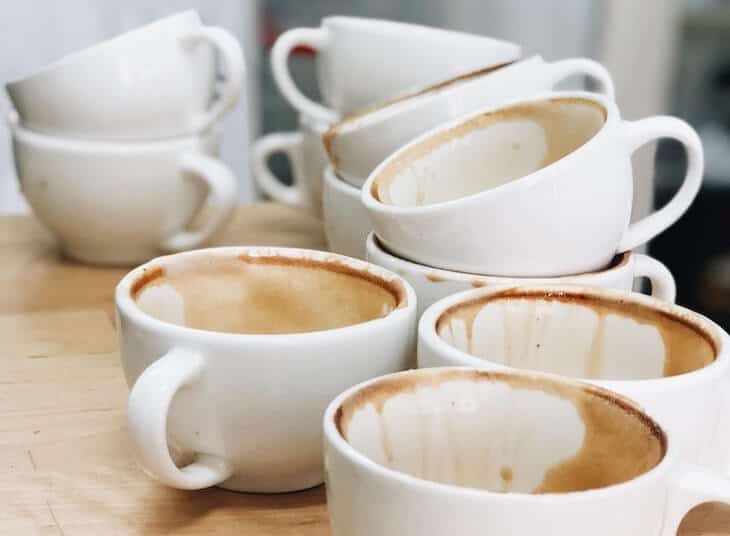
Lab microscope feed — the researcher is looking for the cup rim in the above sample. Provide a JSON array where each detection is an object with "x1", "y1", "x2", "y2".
[
  {"x1": 7, "y1": 111, "x2": 218, "y2": 151},
  {"x1": 361, "y1": 91, "x2": 615, "y2": 216},
  {"x1": 115, "y1": 246, "x2": 415, "y2": 341},
  {"x1": 419, "y1": 285, "x2": 728, "y2": 389},
  {"x1": 6, "y1": 10, "x2": 200, "y2": 89},
  {"x1": 366, "y1": 232, "x2": 633, "y2": 283},
  {"x1": 325, "y1": 56, "x2": 541, "y2": 141},
  {"x1": 324, "y1": 366, "x2": 674, "y2": 502}
]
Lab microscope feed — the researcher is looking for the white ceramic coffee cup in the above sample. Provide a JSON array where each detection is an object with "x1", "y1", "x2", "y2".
[
  {"x1": 419, "y1": 285, "x2": 730, "y2": 476},
  {"x1": 271, "y1": 16, "x2": 521, "y2": 123},
  {"x1": 323, "y1": 166, "x2": 370, "y2": 259},
  {"x1": 252, "y1": 113, "x2": 330, "y2": 215},
  {"x1": 5, "y1": 10, "x2": 244, "y2": 140},
  {"x1": 363, "y1": 91, "x2": 703, "y2": 276},
  {"x1": 326, "y1": 55, "x2": 614, "y2": 187},
  {"x1": 324, "y1": 366, "x2": 730, "y2": 535},
  {"x1": 11, "y1": 116, "x2": 237, "y2": 265},
  {"x1": 366, "y1": 233, "x2": 675, "y2": 316},
  {"x1": 116, "y1": 246, "x2": 416, "y2": 492}
]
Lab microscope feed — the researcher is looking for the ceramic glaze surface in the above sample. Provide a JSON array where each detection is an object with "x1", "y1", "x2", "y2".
[
  {"x1": 117, "y1": 247, "x2": 417, "y2": 493},
  {"x1": 362, "y1": 91, "x2": 703, "y2": 276},
  {"x1": 323, "y1": 166, "x2": 370, "y2": 259}
]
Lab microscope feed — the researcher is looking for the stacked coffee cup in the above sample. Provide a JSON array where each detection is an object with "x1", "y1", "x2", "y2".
[
  {"x1": 359, "y1": 90, "x2": 701, "y2": 310},
  {"x1": 316, "y1": 50, "x2": 702, "y2": 309},
  {"x1": 6, "y1": 11, "x2": 245, "y2": 265},
  {"x1": 256, "y1": 16, "x2": 521, "y2": 220}
]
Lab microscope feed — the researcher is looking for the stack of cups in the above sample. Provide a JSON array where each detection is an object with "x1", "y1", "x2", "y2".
[
  {"x1": 322, "y1": 55, "x2": 618, "y2": 260},
  {"x1": 360, "y1": 91, "x2": 702, "y2": 311},
  {"x1": 257, "y1": 16, "x2": 521, "y2": 218},
  {"x1": 6, "y1": 11, "x2": 245, "y2": 265}
]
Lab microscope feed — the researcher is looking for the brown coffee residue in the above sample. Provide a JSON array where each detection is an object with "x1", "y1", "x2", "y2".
[
  {"x1": 436, "y1": 288, "x2": 718, "y2": 379},
  {"x1": 335, "y1": 368, "x2": 666, "y2": 494},
  {"x1": 534, "y1": 383, "x2": 664, "y2": 493},
  {"x1": 426, "y1": 273, "x2": 446, "y2": 283},
  {"x1": 373, "y1": 97, "x2": 607, "y2": 205},
  {"x1": 132, "y1": 253, "x2": 406, "y2": 335},
  {"x1": 130, "y1": 266, "x2": 165, "y2": 299},
  {"x1": 500, "y1": 466, "x2": 513, "y2": 483},
  {"x1": 471, "y1": 280, "x2": 487, "y2": 288}
]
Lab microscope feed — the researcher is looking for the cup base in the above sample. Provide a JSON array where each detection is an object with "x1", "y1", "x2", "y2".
[
  {"x1": 216, "y1": 469, "x2": 324, "y2": 494},
  {"x1": 61, "y1": 243, "x2": 160, "y2": 267}
]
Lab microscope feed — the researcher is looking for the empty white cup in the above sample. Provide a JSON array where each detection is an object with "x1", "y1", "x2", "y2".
[
  {"x1": 325, "y1": 366, "x2": 730, "y2": 536},
  {"x1": 6, "y1": 10, "x2": 245, "y2": 140},
  {"x1": 271, "y1": 16, "x2": 520, "y2": 123},
  {"x1": 363, "y1": 92, "x2": 703, "y2": 276},
  {"x1": 117, "y1": 246, "x2": 417, "y2": 492},
  {"x1": 11, "y1": 116, "x2": 237, "y2": 265}
]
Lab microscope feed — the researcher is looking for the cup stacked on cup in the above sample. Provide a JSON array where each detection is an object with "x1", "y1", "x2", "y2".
[
  {"x1": 259, "y1": 17, "x2": 521, "y2": 220},
  {"x1": 321, "y1": 54, "x2": 619, "y2": 260},
  {"x1": 354, "y1": 90, "x2": 703, "y2": 310},
  {"x1": 7, "y1": 10, "x2": 245, "y2": 265}
]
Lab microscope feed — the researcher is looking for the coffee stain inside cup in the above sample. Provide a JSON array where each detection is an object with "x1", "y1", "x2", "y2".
[
  {"x1": 436, "y1": 288, "x2": 718, "y2": 380},
  {"x1": 131, "y1": 253, "x2": 407, "y2": 334},
  {"x1": 372, "y1": 96, "x2": 607, "y2": 207},
  {"x1": 335, "y1": 368, "x2": 666, "y2": 494}
]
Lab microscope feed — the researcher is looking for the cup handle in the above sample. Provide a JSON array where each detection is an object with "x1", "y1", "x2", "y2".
[
  {"x1": 251, "y1": 131, "x2": 306, "y2": 206},
  {"x1": 180, "y1": 26, "x2": 246, "y2": 132},
  {"x1": 159, "y1": 153, "x2": 238, "y2": 252},
  {"x1": 127, "y1": 348, "x2": 233, "y2": 489},
  {"x1": 661, "y1": 464, "x2": 730, "y2": 536},
  {"x1": 546, "y1": 58, "x2": 615, "y2": 99},
  {"x1": 617, "y1": 117, "x2": 703, "y2": 253},
  {"x1": 270, "y1": 27, "x2": 339, "y2": 123},
  {"x1": 632, "y1": 253, "x2": 676, "y2": 302}
]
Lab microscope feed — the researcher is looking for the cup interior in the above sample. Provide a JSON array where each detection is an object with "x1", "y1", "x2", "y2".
[
  {"x1": 335, "y1": 368, "x2": 666, "y2": 494},
  {"x1": 436, "y1": 289, "x2": 717, "y2": 380},
  {"x1": 130, "y1": 251, "x2": 406, "y2": 334},
  {"x1": 372, "y1": 97, "x2": 606, "y2": 207}
]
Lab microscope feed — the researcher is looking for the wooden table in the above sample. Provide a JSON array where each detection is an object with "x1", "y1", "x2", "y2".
[{"x1": 0, "y1": 203, "x2": 727, "y2": 535}]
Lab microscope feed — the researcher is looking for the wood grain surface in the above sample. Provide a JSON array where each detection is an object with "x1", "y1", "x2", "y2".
[{"x1": 0, "y1": 203, "x2": 727, "y2": 535}]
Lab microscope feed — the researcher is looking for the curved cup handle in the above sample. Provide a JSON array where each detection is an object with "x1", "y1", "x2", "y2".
[
  {"x1": 180, "y1": 26, "x2": 246, "y2": 132},
  {"x1": 270, "y1": 27, "x2": 339, "y2": 123},
  {"x1": 127, "y1": 348, "x2": 233, "y2": 490},
  {"x1": 546, "y1": 58, "x2": 615, "y2": 100},
  {"x1": 632, "y1": 253, "x2": 676, "y2": 302},
  {"x1": 160, "y1": 153, "x2": 238, "y2": 252},
  {"x1": 251, "y1": 131, "x2": 306, "y2": 206},
  {"x1": 618, "y1": 117, "x2": 703, "y2": 252},
  {"x1": 661, "y1": 464, "x2": 730, "y2": 536}
]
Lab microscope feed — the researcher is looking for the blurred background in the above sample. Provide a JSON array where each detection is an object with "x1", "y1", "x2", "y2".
[{"x1": 1, "y1": 0, "x2": 728, "y2": 326}]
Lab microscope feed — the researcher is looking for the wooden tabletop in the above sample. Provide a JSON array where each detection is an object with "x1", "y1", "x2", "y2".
[{"x1": 0, "y1": 203, "x2": 727, "y2": 535}]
